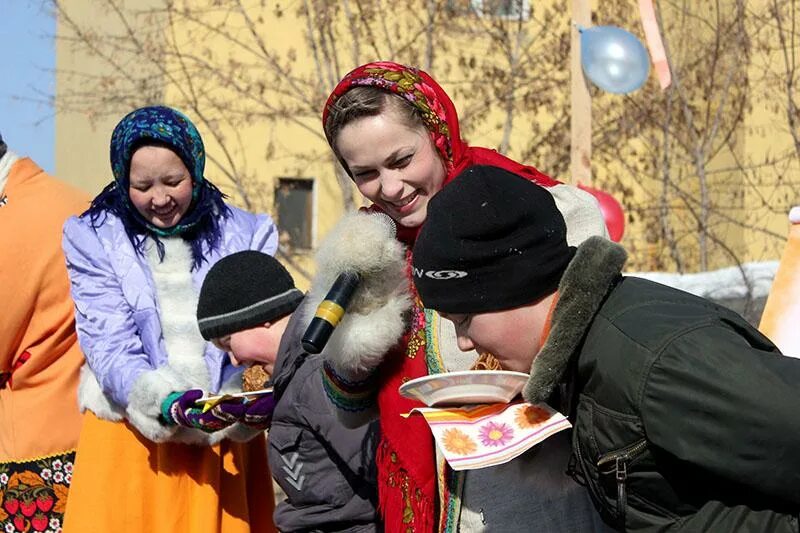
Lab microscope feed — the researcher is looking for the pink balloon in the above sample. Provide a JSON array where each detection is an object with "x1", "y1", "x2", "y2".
[{"x1": 577, "y1": 184, "x2": 626, "y2": 242}]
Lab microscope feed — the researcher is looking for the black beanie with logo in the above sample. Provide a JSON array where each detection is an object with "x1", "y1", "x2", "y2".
[
  {"x1": 412, "y1": 165, "x2": 576, "y2": 314},
  {"x1": 197, "y1": 250, "x2": 304, "y2": 340}
]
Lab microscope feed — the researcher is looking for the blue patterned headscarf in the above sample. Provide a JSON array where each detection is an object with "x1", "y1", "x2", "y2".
[{"x1": 85, "y1": 105, "x2": 229, "y2": 269}]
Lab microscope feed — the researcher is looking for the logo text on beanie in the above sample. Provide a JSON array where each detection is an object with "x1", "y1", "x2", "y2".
[{"x1": 413, "y1": 268, "x2": 468, "y2": 280}]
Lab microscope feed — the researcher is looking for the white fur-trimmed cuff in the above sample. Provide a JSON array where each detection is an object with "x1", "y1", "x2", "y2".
[
  {"x1": 126, "y1": 367, "x2": 183, "y2": 443},
  {"x1": 306, "y1": 211, "x2": 412, "y2": 375},
  {"x1": 126, "y1": 370, "x2": 221, "y2": 446},
  {"x1": 310, "y1": 211, "x2": 408, "y2": 315},
  {"x1": 313, "y1": 291, "x2": 411, "y2": 375},
  {"x1": 83, "y1": 364, "x2": 241, "y2": 446}
]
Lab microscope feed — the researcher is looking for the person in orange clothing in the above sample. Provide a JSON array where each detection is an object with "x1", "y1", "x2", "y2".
[
  {"x1": 0, "y1": 132, "x2": 90, "y2": 532},
  {"x1": 759, "y1": 206, "x2": 800, "y2": 357}
]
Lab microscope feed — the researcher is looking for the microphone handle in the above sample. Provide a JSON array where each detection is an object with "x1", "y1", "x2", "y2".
[{"x1": 301, "y1": 271, "x2": 361, "y2": 354}]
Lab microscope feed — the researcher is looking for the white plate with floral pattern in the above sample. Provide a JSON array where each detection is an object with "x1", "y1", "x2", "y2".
[{"x1": 399, "y1": 370, "x2": 529, "y2": 407}]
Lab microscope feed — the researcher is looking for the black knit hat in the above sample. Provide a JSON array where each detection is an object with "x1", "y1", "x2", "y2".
[
  {"x1": 197, "y1": 251, "x2": 304, "y2": 340},
  {"x1": 412, "y1": 165, "x2": 576, "y2": 314}
]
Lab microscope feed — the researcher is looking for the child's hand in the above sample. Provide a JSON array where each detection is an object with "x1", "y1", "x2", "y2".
[
  {"x1": 240, "y1": 393, "x2": 277, "y2": 430},
  {"x1": 160, "y1": 389, "x2": 245, "y2": 433}
]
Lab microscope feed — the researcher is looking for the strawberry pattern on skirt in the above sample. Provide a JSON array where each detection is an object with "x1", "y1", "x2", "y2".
[{"x1": 0, "y1": 450, "x2": 74, "y2": 533}]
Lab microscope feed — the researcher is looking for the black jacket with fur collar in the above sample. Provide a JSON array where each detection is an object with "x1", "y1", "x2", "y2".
[{"x1": 523, "y1": 236, "x2": 800, "y2": 532}]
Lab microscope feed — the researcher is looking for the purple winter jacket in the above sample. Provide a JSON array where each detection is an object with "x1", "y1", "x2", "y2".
[{"x1": 62, "y1": 205, "x2": 277, "y2": 423}]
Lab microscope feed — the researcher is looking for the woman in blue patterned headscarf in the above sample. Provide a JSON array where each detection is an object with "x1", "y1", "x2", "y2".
[
  {"x1": 62, "y1": 105, "x2": 279, "y2": 532},
  {"x1": 87, "y1": 105, "x2": 229, "y2": 268}
]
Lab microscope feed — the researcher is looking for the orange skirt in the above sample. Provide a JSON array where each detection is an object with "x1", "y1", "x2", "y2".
[{"x1": 63, "y1": 412, "x2": 275, "y2": 532}]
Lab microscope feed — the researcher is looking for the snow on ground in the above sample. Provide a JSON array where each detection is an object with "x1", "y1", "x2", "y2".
[{"x1": 626, "y1": 261, "x2": 780, "y2": 301}]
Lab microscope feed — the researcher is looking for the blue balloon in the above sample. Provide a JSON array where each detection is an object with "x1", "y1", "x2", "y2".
[{"x1": 580, "y1": 26, "x2": 650, "y2": 94}]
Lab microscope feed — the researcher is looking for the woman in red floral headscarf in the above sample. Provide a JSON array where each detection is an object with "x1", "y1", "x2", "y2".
[{"x1": 317, "y1": 61, "x2": 610, "y2": 532}]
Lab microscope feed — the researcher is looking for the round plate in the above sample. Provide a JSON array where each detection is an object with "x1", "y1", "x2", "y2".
[{"x1": 398, "y1": 370, "x2": 529, "y2": 407}]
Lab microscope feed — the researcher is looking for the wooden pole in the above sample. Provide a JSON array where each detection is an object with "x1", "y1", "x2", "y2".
[{"x1": 571, "y1": 0, "x2": 592, "y2": 186}]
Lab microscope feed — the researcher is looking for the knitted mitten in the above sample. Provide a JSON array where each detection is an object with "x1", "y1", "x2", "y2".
[{"x1": 161, "y1": 389, "x2": 242, "y2": 433}]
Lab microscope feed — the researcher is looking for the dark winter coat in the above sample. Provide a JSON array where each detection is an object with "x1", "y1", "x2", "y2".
[
  {"x1": 524, "y1": 236, "x2": 800, "y2": 532},
  {"x1": 268, "y1": 305, "x2": 381, "y2": 532}
]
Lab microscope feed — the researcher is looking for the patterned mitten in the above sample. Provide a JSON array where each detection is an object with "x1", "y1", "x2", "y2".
[
  {"x1": 161, "y1": 389, "x2": 242, "y2": 433},
  {"x1": 240, "y1": 393, "x2": 277, "y2": 430}
]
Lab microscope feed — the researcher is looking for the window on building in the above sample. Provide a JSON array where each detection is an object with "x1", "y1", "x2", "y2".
[
  {"x1": 469, "y1": 0, "x2": 530, "y2": 20},
  {"x1": 275, "y1": 178, "x2": 314, "y2": 250}
]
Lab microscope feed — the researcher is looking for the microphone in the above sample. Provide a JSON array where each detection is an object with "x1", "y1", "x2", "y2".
[
  {"x1": 301, "y1": 212, "x2": 396, "y2": 354},
  {"x1": 302, "y1": 271, "x2": 360, "y2": 354}
]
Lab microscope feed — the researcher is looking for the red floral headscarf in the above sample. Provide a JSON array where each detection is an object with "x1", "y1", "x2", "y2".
[
  {"x1": 323, "y1": 61, "x2": 462, "y2": 174},
  {"x1": 324, "y1": 61, "x2": 559, "y2": 244}
]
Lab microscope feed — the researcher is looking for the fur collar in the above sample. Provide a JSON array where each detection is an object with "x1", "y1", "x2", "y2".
[
  {"x1": 124, "y1": 238, "x2": 214, "y2": 444},
  {"x1": 125, "y1": 238, "x2": 214, "y2": 444},
  {"x1": 523, "y1": 236, "x2": 627, "y2": 404},
  {"x1": 146, "y1": 237, "x2": 211, "y2": 390}
]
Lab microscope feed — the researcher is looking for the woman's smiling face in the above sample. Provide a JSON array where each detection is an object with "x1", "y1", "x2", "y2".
[
  {"x1": 128, "y1": 145, "x2": 194, "y2": 229},
  {"x1": 335, "y1": 107, "x2": 447, "y2": 229}
]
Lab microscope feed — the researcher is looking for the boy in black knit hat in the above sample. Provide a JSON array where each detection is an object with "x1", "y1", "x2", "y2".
[
  {"x1": 198, "y1": 250, "x2": 304, "y2": 378},
  {"x1": 412, "y1": 165, "x2": 800, "y2": 532},
  {"x1": 197, "y1": 251, "x2": 380, "y2": 532}
]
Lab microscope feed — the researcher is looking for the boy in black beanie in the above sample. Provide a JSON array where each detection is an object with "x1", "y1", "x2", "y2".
[
  {"x1": 198, "y1": 250, "x2": 304, "y2": 378},
  {"x1": 412, "y1": 165, "x2": 800, "y2": 532},
  {"x1": 197, "y1": 251, "x2": 380, "y2": 532}
]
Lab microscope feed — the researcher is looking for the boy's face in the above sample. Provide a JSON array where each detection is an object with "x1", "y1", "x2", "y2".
[
  {"x1": 440, "y1": 295, "x2": 554, "y2": 374},
  {"x1": 213, "y1": 319, "x2": 286, "y2": 375}
]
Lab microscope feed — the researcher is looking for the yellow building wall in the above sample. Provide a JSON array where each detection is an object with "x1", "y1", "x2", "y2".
[
  {"x1": 743, "y1": 0, "x2": 800, "y2": 260},
  {"x1": 55, "y1": 0, "x2": 799, "y2": 280},
  {"x1": 55, "y1": 0, "x2": 167, "y2": 195},
  {"x1": 155, "y1": 3, "x2": 364, "y2": 287}
]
